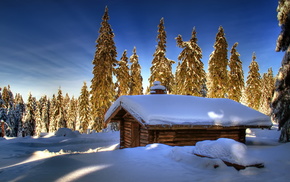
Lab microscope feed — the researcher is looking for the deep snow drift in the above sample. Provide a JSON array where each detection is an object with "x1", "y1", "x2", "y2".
[{"x1": 0, "y1": 125, "x2": 289, "y2": 182}]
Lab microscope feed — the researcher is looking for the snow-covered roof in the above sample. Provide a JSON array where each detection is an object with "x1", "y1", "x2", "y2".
[{"x1": 105, "y1": 95, "x2": 272, "y2": 128}]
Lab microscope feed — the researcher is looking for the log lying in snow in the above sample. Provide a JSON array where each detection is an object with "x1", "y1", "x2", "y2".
[{"x1": 194, "y1": 153, "x2": 264, "y2": 171}]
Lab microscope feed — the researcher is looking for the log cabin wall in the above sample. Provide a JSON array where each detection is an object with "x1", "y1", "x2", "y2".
[
  {"x1": 122, "y1": 113, "x2": 143, "y2": 148},
  {"x1": 148, "y1": 129, "x2": 246, "y2": 146},
  {"x1": 118, "y1": 111, "x2": 246, "y2": 148}
]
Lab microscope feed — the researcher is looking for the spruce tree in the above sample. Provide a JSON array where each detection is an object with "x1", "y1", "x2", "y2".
[
  {"x1": 39, "y1": 95, "x2": 50, "y2": 133},
  {"x1": 228, "y1": 42, "x2": 244, "y2": 102},
  {"x1": 115, "y1": 50, "x2": 131, "y2": 97},
  {"x1": 175, "y1": 28, "x2": 206, "y2": 96},
  {"x1": 55, "y1": 88, "x2": 66, "y2": 129},
  {"x1": 90, "y1": 7, "x2": 117, "y2": 132},
  {"x1": 271, "y1": 0, "x2": 290, "y2": 142},
  {"x1": 35, "y1": 100, "x2": 42, "y2": 136},
  {"x1": 15, "y1": 93, "x2": 25, "y2": 136},
  {"x1": 259, "y1": 68, "x2": 275, "y2": 115},
  {"x1": 67, "y1": 96, "x2": 78, "y2": 131},
  {"x1": 245, "y1": 53, "x2": 261, "y2": 110},
  {"x1": 79, "y1": 82, "x2": 91, "y2": 133},
  {"x1": 49, "y1": 94, "x2": 57, "y2": 132},
  {"x1": 207, "y1": 26, "x2": 228, "y2": 98},
  {"x1": 23, "y1": 93, "x2": 36, "y2": 136},
  {"x1": 148, "y1": 18, "x2": 174, "y2": 93},
  {"x1": 130, "y1": 47, "x2": 143, "y2": 95}
]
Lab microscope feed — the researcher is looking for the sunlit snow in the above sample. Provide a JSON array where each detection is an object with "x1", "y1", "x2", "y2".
[{"x1": 0, "y1": 126, "x2": 290, "y2": 182}]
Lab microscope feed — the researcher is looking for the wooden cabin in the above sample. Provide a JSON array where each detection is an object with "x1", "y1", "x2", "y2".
[{"x1": 104, "y1": 82, "x2": 272, "y2": 149}]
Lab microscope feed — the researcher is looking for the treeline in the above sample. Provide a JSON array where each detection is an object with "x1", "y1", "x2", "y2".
[
  {"x1": 0, "y1": 84, "x2": 92, "y2": 137},
  {"x1": 0, "y1": 7, "x2": 276, "y2": 137}
]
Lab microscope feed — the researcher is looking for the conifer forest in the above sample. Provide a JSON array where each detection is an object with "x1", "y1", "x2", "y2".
[{"x1": 1, "y1": 2, "x2": 289, "y2": 143}]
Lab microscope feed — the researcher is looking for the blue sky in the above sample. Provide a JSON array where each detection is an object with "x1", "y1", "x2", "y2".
[{"x1": 0, "y1": 0, "x2": 284, "y2": 100}]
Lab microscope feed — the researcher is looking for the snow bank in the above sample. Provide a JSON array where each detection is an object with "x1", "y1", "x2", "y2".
[
  {"x1": 55, "y1": 128, "x2": 80, "y2": 138},
  {"x1": 105, "y1": 95, "x2": 272, "y2": 127},
  {"x1": 193, "y1": 138, "x2": 263, "y2": 166}
]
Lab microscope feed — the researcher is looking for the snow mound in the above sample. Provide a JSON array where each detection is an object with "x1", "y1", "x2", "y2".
[
  {"x1": 193, "y1": 138, "x2": 263, "y2": 166},
  {"x1": 55, "y1": 128, "x2": 80, "y2": 138}
]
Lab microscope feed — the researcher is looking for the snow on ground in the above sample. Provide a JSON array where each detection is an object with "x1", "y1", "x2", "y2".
[{"x1": 0, "y1": 125, "x2": 289, "y2": 182}]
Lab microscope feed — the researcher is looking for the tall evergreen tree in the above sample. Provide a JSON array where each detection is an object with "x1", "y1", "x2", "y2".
[
  {"x1": 39, "y1": 95, "x2": 50, "y2": 133},
  {"x1": 245, "y1": 53, "x2": 261, "y2": 110},
  {"x1": 115, "y1": 50, "x2": 131, "y2": 97},
  {"x1": 259, "y1": 68, "x2": 275, "y2": 115},
  {"x1": 79, "y1": 82, "x2": 91, "y2": 133},
  {"x1": 55, "y1": 88, "x2": 66, "y2": 129},
  {"x1": 90, "y1": 7, "x2": 117, "y2": 132},
  {"x1": 49, "y1": 94, "x2": 57, "y2": 132},
  {"x1": 35, "y1": 100, "x2": 42, "y2": 136},
  {"x1": 67, "y1": 96, "x2": 78, "y2": 131},
  {"x1": 207, "y1": 26, "x2": 228, "y2": 98},
  {"x1": 271, "y1": 0, "x2": 290, "y2": 142},
  {"x1": 130, "y1": 47, "x2": 143, "y2": 95},
  {"x1": 175, "y1": 28, "x2": 206, "y2": 96},
  {"x1": 23, "y1": 93, "x2": 36, "y2": 136},
  {"x1": 15, "y1": 93, "x2": 25, "y2": 136},
  {"x1": 228, "y1": 42, "x2": 244, "y2": 102},
  {"x1": 148, "y1": 18, "x2": 174, "y2": 93}
]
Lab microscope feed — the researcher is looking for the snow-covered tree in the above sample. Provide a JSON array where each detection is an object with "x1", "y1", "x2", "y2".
[
  {"x1": 259, "y1": 68, "x2": 275, "y2": 116},
  {"x1": 130, "y1": 47, "x2": 143, "y2": 95},
  {"x1": 148, "y1": 18, "x2": 174, "y2": 93},
  {"x1": 90, "y1": 6, "x2": 117, "y2": 132},
  {"x1": 23, "y1": 93, "x2": 36, "y2": 136},
  {"x1": 67, "y1": 96, "x2": 78, "y2": 131},
  {"x1": 49, "y1": 94, "x2": 57, "y2": 132},
  {"x1": 15, "y1": 93, "x2": 25, "y2": 137},
  {"x1": 271, "y1": 0, "x2": 290, "y2": 142},
  {"x1": 245, "y1": 53, "x2": 261, "y2": 110},
  {"x1": 35, "y1": 100, "x2": 42, "y2": 136},
  {"x1": 228, "y1": 42, "x2": 244, "y2": 102},
  {"x1": 207, "y1": 26, "x2": 228, "y2": 98},
  {"x1": 115, "y1": 50, "x2": 131, "y2": 97},
  {"x1": 2, "y1": 85, "x2": 14, "y2": 108},
  {"x1": 39, "y1": 95, "x2": 50, "y2": 133},
  {"x1": 175, "y1": 28, "x2": 206, "y2": 96},
  {"x1": 79, "y1": 82, "x2": 91, "y2": 133},
  {"x1": 55, "y1": 88, "x2": 66, "y2": 129}
]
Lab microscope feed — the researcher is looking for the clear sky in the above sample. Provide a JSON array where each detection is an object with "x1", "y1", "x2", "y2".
[{"x1": 0, "y1": 0, "x2": 284, "y2": 100}]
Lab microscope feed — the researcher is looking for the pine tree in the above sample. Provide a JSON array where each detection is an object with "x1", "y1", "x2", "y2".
[
  {"x1": 35, "y1": 100, "x2": 42, "y2": 136},
  {"x1": 90, "y1": 7, "x2": 117, "y2": 132},
  {"x1": 55, "y1": 88, "x2": 66, "y2": 129},
  {"x1": 115, "y1": 50, "x2": 131, "y2": 97},
  {"x1": 207, "y1": 26, "x2": 228, "y2": 98},
  {"x1": 23, "y1": 93, "x2": 36, "y2": 136},
  {"x1": 148, "y1": 18, "x2": 174, "y2": 93},
  {"x1": 63, "y1": 93, "x2": 70, "y2": 126},
  {"x1": 2, "y1": 85, "x2": 14, "y2": 108},
  {"x1": 79, "y1": 82, "x2": 91, "y2": 133},
  {"x1": 67, "y1": 96, "x2": 78, "y2": 131},
  {"x1": 39, "y1": 95, "x2": 50, "y2": 133},
  {"x1": 245, "y1": 53, "x2": 261, "y2": 110},
  {"x1": 228, "y1": 42, "x2": 244, "y2": 102},
  {"x1": 175, "y1": 28, "x2": 206, "y2": 96},
  {"x1": 130, "y1": 47, "x2": 143, "y2": 95},
  {"x1": 49, "y1": 94, "x2": 57, "y2": 132},
  {"x1": 271, "y1": 0, "x2": 290, "y2": 142},
  {"x1": 15, "y1": 93, "x2": 25, "y2": 137},
  {"x1": 259, "y1": 68, "x2": 275, "y2": 115}
]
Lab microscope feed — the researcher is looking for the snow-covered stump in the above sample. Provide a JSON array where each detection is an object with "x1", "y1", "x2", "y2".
[{"x1": 193, "y1": 138, "x2": 264, "y2": 170}]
